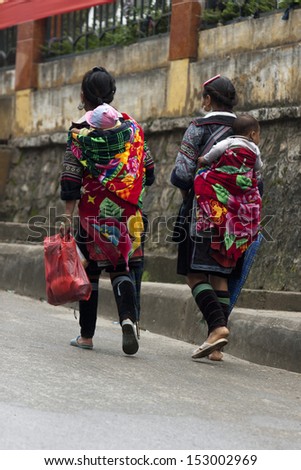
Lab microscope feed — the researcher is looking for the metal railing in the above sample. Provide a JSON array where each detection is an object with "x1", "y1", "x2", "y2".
[{"x1": 43, "y1": 0, "x2": 171, "y2": 59}]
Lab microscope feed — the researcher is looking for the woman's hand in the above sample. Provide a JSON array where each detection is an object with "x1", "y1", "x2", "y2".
[
  {"x1": 59, "y1": 214, "x2": 72, "y2": 237},
  {"x1": 198, "y1": 156, "x2": 205, "y2": 167},
  {"x1": 59, "y1": 201, "x2": 77, "y2": 236},
  {"x1": 70, "y1": 127, "x2": 80, "y2": 134}
]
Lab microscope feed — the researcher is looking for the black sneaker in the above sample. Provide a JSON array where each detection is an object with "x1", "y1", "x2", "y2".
[{"x1": 121, "y1": 319, "x2": 139, "y2": 355}]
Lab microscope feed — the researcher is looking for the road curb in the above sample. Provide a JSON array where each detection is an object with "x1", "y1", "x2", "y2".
[{"x1": 0, "y1": 242, "x2": 300, "y2": 373}]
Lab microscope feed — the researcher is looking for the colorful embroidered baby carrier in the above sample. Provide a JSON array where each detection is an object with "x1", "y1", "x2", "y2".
[
  {"x1": 70, "y1": 113, "x2": 145, "y2": 268},
  {"x1": 194, "y1": 140, "x2": 262, "y2": 266}
]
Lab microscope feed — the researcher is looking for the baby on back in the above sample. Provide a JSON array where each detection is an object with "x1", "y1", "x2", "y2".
[
  {"x1": 198, "y1": 113, "x2": 263, "y2": 173},
  {"x1": 71, "y1": 103, "x2": 121, "y2": 136}
]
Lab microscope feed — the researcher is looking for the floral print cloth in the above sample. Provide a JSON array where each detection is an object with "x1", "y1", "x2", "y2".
[
  {"x1": 194, "y1": 144, "x2": 262, "y2": 267},
  {"x1": 69, "y1": 113, "x2": 145, "y2": 268}
]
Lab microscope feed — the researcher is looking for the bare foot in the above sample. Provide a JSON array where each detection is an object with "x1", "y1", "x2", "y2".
[
  {"x1": 207, "y1": 326, "x2": 229, "y2": 344},
  {"x1": 208, "y1": 350, "x2": 223, "y2": 361},
  {"x1": 77, "y1": 336, "x2": 93, "y2": 347},
  {"x1": 191, "y1": 327, "x2": 230, "y2": 359}
]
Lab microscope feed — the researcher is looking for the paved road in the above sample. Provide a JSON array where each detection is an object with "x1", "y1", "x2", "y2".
[{"x1": 0, "y1": 290, "x2": 300, "y2": 450}]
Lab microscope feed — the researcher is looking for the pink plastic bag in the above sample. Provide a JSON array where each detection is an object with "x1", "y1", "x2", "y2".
[{"x1": 44, "y1": 233, "x2": 91, "y2": 306}]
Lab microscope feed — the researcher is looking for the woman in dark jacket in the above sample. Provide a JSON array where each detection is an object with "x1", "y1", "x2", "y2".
[{"x1": 171, "y1": 75, "x2": 238, "y2": 360}]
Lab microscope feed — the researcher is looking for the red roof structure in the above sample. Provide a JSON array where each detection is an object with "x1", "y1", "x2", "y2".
[{"x1": 0, "y1": 0, "x2": 114, "y2": 30}]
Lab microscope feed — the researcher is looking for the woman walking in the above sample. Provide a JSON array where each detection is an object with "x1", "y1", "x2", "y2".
[
  {"x1": 171, "y1": 75, "x2": 241, "y2": 360},
  {"x1": 60, "y1": 66, "x2": 154, "y2": 355}
]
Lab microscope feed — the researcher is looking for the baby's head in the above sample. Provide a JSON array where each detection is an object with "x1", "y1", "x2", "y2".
[
  {"x1": 233, "y1": 113, "x2": 260, "y2": 145},
  {"x1": 85, "y1": 104, "x2": 120, "y2": 130}
]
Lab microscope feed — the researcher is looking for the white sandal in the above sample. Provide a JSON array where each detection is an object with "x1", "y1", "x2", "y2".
[{"x1": 192, "y1": 338, "x2": 228, "y2": 359}]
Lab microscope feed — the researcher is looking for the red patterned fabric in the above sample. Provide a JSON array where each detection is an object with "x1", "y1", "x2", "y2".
[
  {"x1": 72, "y1": 113, "x2": 145, "y2": 269},
  {"x1": 194, "y1": 145, "x2": 262, "y2": 266}
]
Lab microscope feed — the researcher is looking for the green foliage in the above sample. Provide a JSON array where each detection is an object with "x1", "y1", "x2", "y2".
[
  {"x1": 220, "y1": 1, "x2": 240, "y2": 22},
  {"x1": 242, "y1": 0, "x2": 280, "y2": 15},
  {"x1": 74, "y1": 33, "x2": 100, "y2": 52},
  {"x1": 278, "y1": 0, "x2": 301, "y2": 7},
  {"x1": 99, "y1": 23, "x2": 141, "y2": 47},
  {"x1": 202, "y1": 0, "x2": 288, "y2": 27},
  {"x1": 42, "y1": 38, "x2": 73, "y2": 57},
  {"x1": 202, "y1": 8, "x2": 222, "y2": 24}
]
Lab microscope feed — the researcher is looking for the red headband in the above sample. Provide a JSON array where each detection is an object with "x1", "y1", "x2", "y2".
[{"x1": 202, "y1": 74, "x2": 221, "y2": 87}]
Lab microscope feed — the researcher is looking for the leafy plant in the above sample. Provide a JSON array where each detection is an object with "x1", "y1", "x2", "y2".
[
  {"x1": 202, "y1": 8, "x2": 223, "y2": 24},
  {"x1": 202, "y1": 0, "x2": 286, "y2": 27},
  {"x1": 41, "y1": 37, "x2": 73, "y2": 57},
  {"x1": 99, "y1": 23, "x2": 141, "y2": 47},
  {"x1": 74, "y1": 33, "x2": 100, "y2": 52},
  {"x1": 220, "y1": 1, "x2": 240, "y2": 22},
  {"x1": 278, "y1": 0, "x2": 301, "y2": 7}
]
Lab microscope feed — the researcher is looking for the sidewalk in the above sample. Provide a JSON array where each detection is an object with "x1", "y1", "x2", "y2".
[{"x1": 0, "y1": 240, "x2": 300, "y2": 373}]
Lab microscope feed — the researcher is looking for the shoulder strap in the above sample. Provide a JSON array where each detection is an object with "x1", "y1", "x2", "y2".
[
  {"x1": 191, "y1": 115, "x2": 235, "y2": 156},
  {"x1": 201, "y1": 125, "x2": 231, "y2": 156}
]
